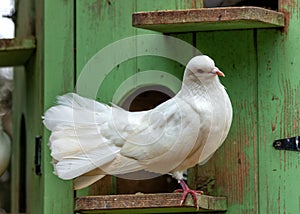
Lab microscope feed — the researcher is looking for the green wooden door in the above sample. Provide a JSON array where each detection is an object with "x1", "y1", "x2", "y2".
[
  {"x1": 74, "y1": 1, "x2": 300, "y2": 213},
  {"x1": 192, "y1": 3, "x2": 300, "y2": 213},
  {"x1": 192, "y1": 29, "x2": 259, "y2": 213},
  {"x1": 12, "y1": 0, "x2": 300, "y2": 213},
  {"x1": 12, "y1": 0, "x2": 75, "y2": 213}
]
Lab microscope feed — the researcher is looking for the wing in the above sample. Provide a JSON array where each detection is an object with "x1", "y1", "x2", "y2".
[{"x1": 120, "y1": 97, "x2": 203, "y2": 174}]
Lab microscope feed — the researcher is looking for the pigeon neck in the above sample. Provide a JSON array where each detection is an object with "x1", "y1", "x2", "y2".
[{"x1": 179, "y1": 72, "x2": 222, "y2": 96}]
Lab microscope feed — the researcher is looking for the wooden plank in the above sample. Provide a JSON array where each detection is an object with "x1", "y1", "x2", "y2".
[
  {"x1": 11, "y1": 1, "x2": 36, "y2": 213},
  {"x1": 256, "y1": 2, "x2": 300, "y2": 213},
  {"x1": 74, "y1": 193, "x2": 227, "y2": 213},
  {"x1": 133, "y1": 7, "x2": 284, "y2": 32},
  {"x1": 257, "y1": 23, "x2": 300, "y2": 214},
  {"x1": 76, "y1": 0, "x2": 140, "y2": 197},
  {"x1": 11, "y1": 0, "x2": 75, "y2": 212},
  {"x1": 190, "y1": 30, "x2": 259, "y2": 213},
  {"x1": 42, "y1": 0, "x2": 75, "y2": 213},
  {"x1": 0, "y1": 38, "x2": 36, "y2": 66}
]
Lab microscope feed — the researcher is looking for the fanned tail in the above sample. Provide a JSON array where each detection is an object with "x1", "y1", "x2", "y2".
[
  {"x1": 43, "y1": 93, "x2": 121, "y2": 182},
  {"x1": 43, "y1": 93, "x2": 111, "y2": 130}
]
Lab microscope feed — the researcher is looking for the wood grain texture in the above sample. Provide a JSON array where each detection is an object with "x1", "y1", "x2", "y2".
[
  {"x1": 75, "y1": 193, "x2": 226, "y2": 213},
  {"x1": 13, "y1": 0, "x2": 300, "y2": 213},
  {"x1": 257, "y1": 22, "x2": 300, "y2": 214},
  {"x1": 190, "y1": 29, "x2": 259, "y2": 213},
  {"x1": 133, "y1": 7, "x2": 284, "y2": 33},
  {"x1": 42, "y1": 0, "x2": 75, "y2": 213},
  {"x1": 12, "y1": 1, "x2": 42, "y2": 213},
  {"x1": 0, "y1": 38, "x2": 36, "y2": 66},
  {"x1": 255, "y1": 1, "x2": 300, "y2": 213}
]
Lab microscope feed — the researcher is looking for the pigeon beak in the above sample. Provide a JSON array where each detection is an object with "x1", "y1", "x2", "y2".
[{"x1": 211, "y1": 67, "x2": 225, "y2": 77}]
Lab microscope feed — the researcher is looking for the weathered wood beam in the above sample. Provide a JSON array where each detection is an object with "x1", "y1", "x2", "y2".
[
  {"x1": 75, "y1": 193, "x2": 227, "y2": 213},
  {"x1": 133, "y1": 7, "x2": 284, "y2": 33},
  {"x1": 0, "y1": 38, "x2": 36, "y2": 67}
]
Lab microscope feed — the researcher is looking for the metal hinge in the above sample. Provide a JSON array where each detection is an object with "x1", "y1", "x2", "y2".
[
  {"x1": 273, "y1": 136, "x2": 300, "y2": 152},
  {"x1": 35, "y1": 136, "x2": 42, "y2": 175}
]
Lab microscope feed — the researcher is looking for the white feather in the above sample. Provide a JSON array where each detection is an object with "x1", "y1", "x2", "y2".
[
  {"x1": 74, "y1": 174, "x2": 105, "y2": 190},
  {"x1": 0, "y1": 119, "x2": 10, "y2": 176}
]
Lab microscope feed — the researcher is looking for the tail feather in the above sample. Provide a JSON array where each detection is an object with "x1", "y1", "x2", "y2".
[
  {"x1": 43, "y1": 106, "x2": 110, "y2": 131},
  {"x1": 43, "y1": 93, "x2": 144, "y2": 186},
  {"x1": 100, "y1": 154, "x2": 143, "y2": 175},
  {"x1": 43, "y1": 93, "x2": 121, "y2": 180},
  {"x1": 57, "y1": 93, "x2": 110, "y2": 112},
  {"x1": 74, "y1": 175, "x2": 105, "y2": 190},
  {"x1": 49, "y1": 127, "x2": 110, "y2": 161},
  {"x1": 43, "y1": 93, "x2": 111, "y2": 131},
  {"x1": 55, "y1": 145, "x2": 120, "y2": 179}
]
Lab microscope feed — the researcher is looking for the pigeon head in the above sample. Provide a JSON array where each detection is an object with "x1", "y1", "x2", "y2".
[{"x1": 184, "y1": 55, "x2": 225, "y2": 82}]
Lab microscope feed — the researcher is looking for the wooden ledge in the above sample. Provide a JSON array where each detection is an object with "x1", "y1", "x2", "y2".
[
  {"x1": 132, "y1": 7, "x2": 285, "y2": 33},
  {"x1": 75, "y1": 193, "x2": 227, "y2": 213},
  {"x1": 0, "y1": 38, "x2": 36, "y2": 67}
]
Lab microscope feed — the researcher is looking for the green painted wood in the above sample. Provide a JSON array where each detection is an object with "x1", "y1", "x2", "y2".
[
  {"x1": 190, "y1": 30, "x2": 259, "y2": 213},
  {"x1": 12, "y1": 0, "x2": 75, "y2": 213},
  {"x1": 133, "y1": 7, "x2": 284, "y2": 33},
  {"x1": 0, "y1": 38, "x2": 36, "y2": 66},
  {"x1": 11, "y1": 0, "x2": 300, "y2": 214},
  {"x1": 75, "y1": 0, "x2": 138, "y2": 197},
  {"x1": 76, "y1": 0, "x2": 137, "y2": 101},
  {"x1": 187, "y1": 3, "x2": 300, "y2": 214},
  {"x1": 256, "y1": 2, "x2": 300, "y2": 212},
  {"x1": 42, "y1": 0, "x2": 75, "y2": 213},
  {"x1": 136, "y1": 0, "x2": 203, "y2": 11},
  {"x1": 11, "y1": 67, "x2": 26, "y2": 214},
  {"x1": 76, "y1": 0, "x2": 203, "y2": 100},
  {"x1": 12, "y1": 1, "x2": 37, "y2": 213}
]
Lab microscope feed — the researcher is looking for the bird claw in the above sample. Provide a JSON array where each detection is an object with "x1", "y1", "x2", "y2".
[
  {"x1": 175, "y1": 179, "x2": 204, "y2": 210},
  {"x1": 178, "y1": 188, "x2": 203, "y2": 209}
]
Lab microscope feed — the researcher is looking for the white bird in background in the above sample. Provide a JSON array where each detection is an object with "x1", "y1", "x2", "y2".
[
  {"x1": 0, "y1": 44, "x2": 13, "y2": 180},
  {"x1": 0, "y1": 119, "x2": 11, "y2": 176},
  {"x1": 0, "y1": 0, "x2": 14, "y2": 182},
  {"x1": 0, "y1": 69, "x2": 13, "y2": 178},
  {"x1": 43, "y1": 55, "x2": 232, "y2": 208},
  {"x1": 0, "y1": 69, "x2": 13, "y2": 138}
]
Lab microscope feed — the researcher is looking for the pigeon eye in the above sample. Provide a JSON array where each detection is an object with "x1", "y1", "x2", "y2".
[{"x1": 197, "y1": 69, "x2": 205, "y2": 73}]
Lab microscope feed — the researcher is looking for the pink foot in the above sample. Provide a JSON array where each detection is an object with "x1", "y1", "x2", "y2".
[{"x1": 175, "y1": 179, "x2": 203, "y2": 209}]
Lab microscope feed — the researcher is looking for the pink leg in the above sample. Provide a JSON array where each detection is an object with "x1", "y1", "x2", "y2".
[{"x1": 175, "y1": 179, "x2": 203, "y2": 209}]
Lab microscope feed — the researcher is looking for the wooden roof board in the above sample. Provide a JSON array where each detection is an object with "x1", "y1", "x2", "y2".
[
  {"x1": 0, "y1": 38, "x2": 36, "y2": 67},
  {"x1": 75, "y1": 193, "x2": 227, "y2": 213},
  {"x1": 132, "y1": 7, "x2": 285, "y2": 33}
]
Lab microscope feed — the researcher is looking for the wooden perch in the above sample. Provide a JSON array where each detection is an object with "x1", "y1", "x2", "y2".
[
  {"x1": 0, "y1": 38, "x2": 36, "y2": 67},
  {"x1": 133, "y1": 7, "x2": 284, "y2": 33},
  {"x1": 75, "y1": 193, "x2": 227, "y2": 213}
]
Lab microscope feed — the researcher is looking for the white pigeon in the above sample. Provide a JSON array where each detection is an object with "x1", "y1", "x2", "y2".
[
  {"x1": 0, "y1": 68, "x2": 13, "y2": 178},
  {"x1": 0, "y1": 119, "x2": 11, "y2": 176},
  {"x1": 43, "y1": 55, "x2": 232, "y2": 208}
]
